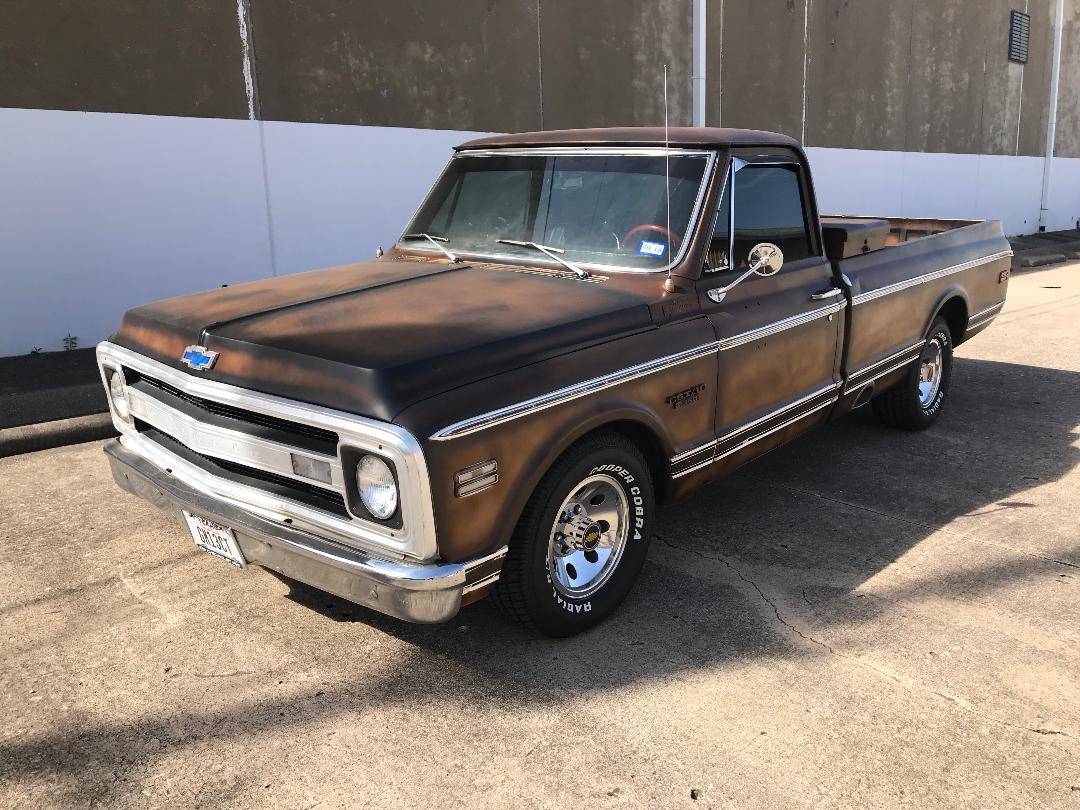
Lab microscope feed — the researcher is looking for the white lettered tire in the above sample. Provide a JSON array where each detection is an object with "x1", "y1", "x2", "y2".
[{"x1": 492, "y1": 432, "x2": 655, "y2": 636}]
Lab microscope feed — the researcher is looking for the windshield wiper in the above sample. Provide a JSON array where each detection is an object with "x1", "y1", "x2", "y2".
[
  {"x1": 402, "y1": 232, "x2": 460, "y2": 263},
  {"x1": 496, "y1": 240, "x2": 589, "y2": 279}
]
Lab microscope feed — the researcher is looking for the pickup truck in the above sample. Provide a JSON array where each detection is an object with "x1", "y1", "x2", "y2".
[{"x1": 98, "y1": 127, "x2": 1012, "y2": 636}]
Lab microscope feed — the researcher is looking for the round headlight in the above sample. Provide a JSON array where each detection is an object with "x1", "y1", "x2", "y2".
[
  {"x1": 108, "y1": 370, "x2": 130, "y2": 421},
  {"x1": 356, "y1": 455, "x2": 398, "y2": 519}
]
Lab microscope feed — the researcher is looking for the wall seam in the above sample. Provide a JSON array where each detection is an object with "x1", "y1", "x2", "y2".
[
  {"x1": 536, "y1": 0, "x2": 545, "y2": 129},
  {"x1": 717, "y1": 0, "x2": 724, "y2": 126},
  {"x1": 237, "y1": 0, "x2": 277, "y2": 277},
  {"x1": 1015, "y1": 0, "x2": 1029, "y2": 155},
  {"x1": 801, "y1": 0, "x2": 810, "y2": 144},
  {"x1": 235, "y1": 0, "x2": 258, "y2": 120}
]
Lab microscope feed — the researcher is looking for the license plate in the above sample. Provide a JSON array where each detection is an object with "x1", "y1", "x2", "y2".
[{"x1": 183, "y1": 511, "x2": 246, "y2": 567}]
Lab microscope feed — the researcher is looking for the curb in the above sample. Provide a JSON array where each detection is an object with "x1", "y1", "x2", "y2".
[{"x1": 0, "y1": 412, "x2": 117, "y2": 458}]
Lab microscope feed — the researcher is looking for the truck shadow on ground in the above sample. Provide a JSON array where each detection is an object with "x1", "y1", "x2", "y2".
[
  {"x1": 2, "y1": 357, "x2": 1078, "y2": 805},
  {"x1": 292, "y1": 354, "x2": 1080, "y2": 678}
]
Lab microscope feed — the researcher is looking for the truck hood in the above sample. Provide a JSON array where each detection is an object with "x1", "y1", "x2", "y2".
[{"x1": 114, "y1": 258, "x2": 656, "y2": 421}]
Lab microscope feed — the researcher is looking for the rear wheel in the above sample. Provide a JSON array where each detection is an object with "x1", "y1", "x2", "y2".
[
  {"x1": 872, "y1": 316, "x2": 953, "y2": 430},
  {"x1": 492, "y1": 432, "x2": 654, "y2": 637}
]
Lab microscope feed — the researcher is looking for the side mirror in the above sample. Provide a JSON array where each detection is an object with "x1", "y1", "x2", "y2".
[
  {"x1": 705, "y1": 241, "x2": 785, "y2": 304},
  {"x1": 747, "y1": 242, "x2": 783, "y2": 276}
]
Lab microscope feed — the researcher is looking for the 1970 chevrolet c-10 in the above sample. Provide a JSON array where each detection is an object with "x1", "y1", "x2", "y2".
[{"x1": 98, "y1": 128, "x2": 1012, "y2": 635}]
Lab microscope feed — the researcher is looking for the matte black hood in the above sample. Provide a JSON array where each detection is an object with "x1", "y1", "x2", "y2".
[{"x1": 115, "y1": 258, "x2": 656, "y2": 420}]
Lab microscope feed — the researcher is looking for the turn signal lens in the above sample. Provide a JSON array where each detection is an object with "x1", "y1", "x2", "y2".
[
  {"x1": 356, "y1": 455, "x2": 398, "y2": 519},
  {"x1": 108, "y1": 370, "x2": 130, "y2": 421}
]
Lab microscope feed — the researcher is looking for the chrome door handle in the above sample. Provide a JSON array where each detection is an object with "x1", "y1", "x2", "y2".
[{"x1": 811, "y1": 287, "x2": 844, "y2": 300}]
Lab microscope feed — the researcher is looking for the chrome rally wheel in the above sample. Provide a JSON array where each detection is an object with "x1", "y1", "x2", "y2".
[
  {"x1": 546, "y1": 473, "x2": 630, "y2": 600},
  {"x1": 872, "y1": 316, "x2": 953, "y2": 430},
  {"x1": 492, "y1": 431, "x2": 655, "y2": 637},
  {"x1": 918, "y1": 336, "x2": 944, "y2": 408}
]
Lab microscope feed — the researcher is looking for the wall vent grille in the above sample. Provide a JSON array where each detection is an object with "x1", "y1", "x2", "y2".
[{"x1": 1008, "y1": 10, "x2": 1030, "y2": 64}]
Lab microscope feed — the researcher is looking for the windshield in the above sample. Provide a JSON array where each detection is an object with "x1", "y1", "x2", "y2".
[{"x1": 400, "y1": 151, "x2": 712, "y2": 272}]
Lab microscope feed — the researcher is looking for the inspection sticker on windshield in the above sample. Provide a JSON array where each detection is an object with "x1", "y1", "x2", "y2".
[{"x1": 638, "y1": 240, "x2": 667, "y2": 257}]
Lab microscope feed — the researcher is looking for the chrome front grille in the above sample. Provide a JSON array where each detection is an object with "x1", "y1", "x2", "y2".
[
  {"x1": 125, "y1": 369, "x2": 339, "y2": 450},
  {"x1": 97, "y1": 341, "x2": 439, "y2": 561},
  {"x1": 137, "y1": 420, "x2": 350, "y2": 518}
]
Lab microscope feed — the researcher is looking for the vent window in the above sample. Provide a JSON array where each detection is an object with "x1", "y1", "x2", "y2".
[{"x1": 1008, "y1": 10, "x2": 1030, "y2": 64}]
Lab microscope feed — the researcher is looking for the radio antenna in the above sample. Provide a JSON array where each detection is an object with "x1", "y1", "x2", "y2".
[{"x1": 663, "y1": 63, "x2": 676, "y2": 293}]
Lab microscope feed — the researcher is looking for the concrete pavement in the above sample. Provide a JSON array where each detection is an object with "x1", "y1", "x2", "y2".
[{"x1": 1, "y1": 264, "x2": 1078, "y2": 808}]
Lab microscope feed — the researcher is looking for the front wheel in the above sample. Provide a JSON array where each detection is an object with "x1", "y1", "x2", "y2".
[
  {"x1": 872, "y1": 316, "x2": 953, "y2": 430},
  {"x1": 492, "y1": 432, "x2": 654, "y2": 636}
]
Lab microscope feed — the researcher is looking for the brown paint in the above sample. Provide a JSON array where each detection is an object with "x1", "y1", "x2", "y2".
[{"x1": 106, "y1": 128, "x2": 1011, "y2": 575}]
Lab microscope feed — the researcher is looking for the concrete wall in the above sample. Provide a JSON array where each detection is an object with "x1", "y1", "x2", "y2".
[
  {"x1": 1, "y1": 0, "x2": 1078, "y2": 355},
  {"x1": 0, "y1": 108, "x2": 482, "y2": 356}
]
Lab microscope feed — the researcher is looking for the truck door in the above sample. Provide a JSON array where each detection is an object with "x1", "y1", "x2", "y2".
[{"x1": 697, "y1": 156, "x2": 845, "y2": 470}]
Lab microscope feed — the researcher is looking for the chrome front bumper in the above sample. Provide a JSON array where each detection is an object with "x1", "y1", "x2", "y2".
[{"x1": 105, "y1": 439, "x2": 503, "y2": 623}]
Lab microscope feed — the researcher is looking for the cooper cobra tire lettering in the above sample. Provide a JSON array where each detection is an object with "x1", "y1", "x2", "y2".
[{"x1": 492, "y1": 431, "x2": 655, "y2": 636}]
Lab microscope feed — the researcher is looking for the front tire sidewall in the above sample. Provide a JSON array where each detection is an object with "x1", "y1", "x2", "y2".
[{"x1": 524, "y1": 447, "x2": 653, "y2": 636}]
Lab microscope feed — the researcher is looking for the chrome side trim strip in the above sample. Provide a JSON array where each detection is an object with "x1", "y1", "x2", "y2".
[
  {"x1": 851, "y1": 250, "x2": 1013, "y2": 306},
  {"x1": 670, "y1": 439, "x2": 717, "y2": 465},
  {"x1": 966, "y1": 300, "x2": 1006, "y2": 333},
  {"x1": 430, "y1": 342, "x2": 719, "y2": 440},
  {"x1": 98, "y1": 342, "x2": 439, "y2": 561},
  {"x1": 672, "y1": 397, "x2": 837, "y2": 479},
  {"x1": 672, "y1": 381, "x2": 842, "y2": 466},
  {"x1": 966, "y1": 314, "x2": 998, "y2": 332},
  {"x1": 717, "y1": 301, "x2": 846, "y2": 351},
  {"x1": 842, "y1": 340, "x2": 927, "y2": 393},
  {"x1": 126, "y1": 385, "x2": 347, "y2": 491},
  {"x1": 434, "y1": 302, "x2": 846, "y2": 441},
  {"x1": 970, "y1": 300, "x2": 1006, "y2": 320},
  {"x1": 843, "y1": 349, "x2": 926, "y2": 395}
]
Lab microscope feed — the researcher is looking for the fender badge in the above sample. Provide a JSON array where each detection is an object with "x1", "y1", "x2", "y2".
[
  {"x1": 666, "y1": 383, "x2": 706, "y2": 410},
  {"x1": 180, "y1": 345, "x2": 219, "y2": 371}
]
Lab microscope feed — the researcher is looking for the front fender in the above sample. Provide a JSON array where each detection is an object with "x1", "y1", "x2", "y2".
[{"x1": 395, "y1": 318, "x2": 718, "y2": 562}]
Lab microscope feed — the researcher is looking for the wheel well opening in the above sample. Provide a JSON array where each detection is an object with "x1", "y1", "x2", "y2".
[
  {"x1": 938, "y1": 297, "x2": 968, "y2": 344},
  {"x1": 588, "y1": 420, "x2": 670, "y2": 502}
]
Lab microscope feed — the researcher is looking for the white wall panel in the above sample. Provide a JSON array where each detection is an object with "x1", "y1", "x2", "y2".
[
  {"x1": 1, "y1": 108, "x2": 1077, "y2": 357},
  {"x1": 804, "y1": 147, "x2": 905, "y2": 216},
  {"x1": 0, "y1": 108, "x2": 272, "y2": 356},
  {"x1": 259, "y1": 121, "x2": 486, "y2": 277}
]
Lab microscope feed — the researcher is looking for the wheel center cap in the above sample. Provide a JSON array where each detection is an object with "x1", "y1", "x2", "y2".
[{"x1": 581, "y1": 522, "x2": 603, "y2": 550}]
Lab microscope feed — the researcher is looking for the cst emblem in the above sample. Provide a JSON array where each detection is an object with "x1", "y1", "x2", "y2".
[
  {"x1": 666, "y1": 383, "x2": 706, "y2": 410},
  {"x1": 180, "y1": 345, "x2": 219, "y2": 371}
]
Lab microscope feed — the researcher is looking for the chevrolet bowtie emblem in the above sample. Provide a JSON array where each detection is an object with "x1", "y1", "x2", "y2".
[{"x1": 180, "y1": 345, "x2": 219, "y2": 371}]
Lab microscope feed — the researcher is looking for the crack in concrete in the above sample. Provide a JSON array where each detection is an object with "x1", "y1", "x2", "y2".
[
  {"x1": 658, "y1": 534, "x2": 833, "y2": 652},
  {"x1": 655, "y1": 533, "x2": 1076, "y2": 743}
]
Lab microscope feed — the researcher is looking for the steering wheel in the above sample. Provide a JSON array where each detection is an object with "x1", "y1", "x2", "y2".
[{"x1": 622, "y1": 224, "x2": 680, "y2": 251}]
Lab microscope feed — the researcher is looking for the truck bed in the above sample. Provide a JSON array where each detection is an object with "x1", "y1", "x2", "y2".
[{"x1": 822, "y1": 218, "x2": 1012, "y2": 399}]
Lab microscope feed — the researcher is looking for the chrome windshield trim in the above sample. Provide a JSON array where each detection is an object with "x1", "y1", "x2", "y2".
[
  {"x1": 97, "y1": 342, "x2": 439, "y2": 561},
  {"x1": 851, "y1": 251, "x2": 1013, "y2": 306},
  {"x1": 717, "y1": 301, "x2": 846, "y2": 351},
  {"x1": 431, "y1": 342, "x2": 719, "y2": 441},
  {"x1": 397, "y1": 148, "x2": 717, "y2": 276}
]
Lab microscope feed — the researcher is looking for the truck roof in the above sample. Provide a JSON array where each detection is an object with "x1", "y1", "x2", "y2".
[{"x1": 457, "y1": 126, "x2": 800, "y2": 151}]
